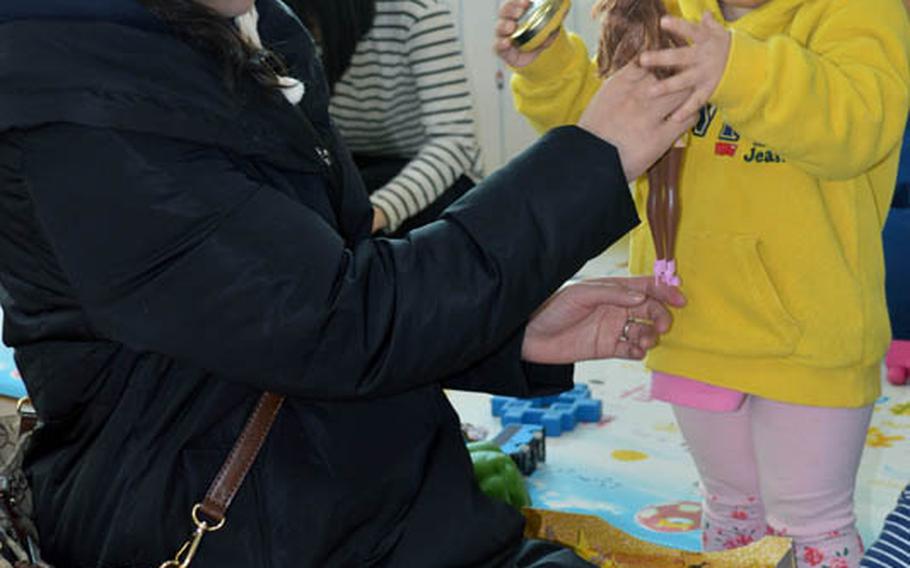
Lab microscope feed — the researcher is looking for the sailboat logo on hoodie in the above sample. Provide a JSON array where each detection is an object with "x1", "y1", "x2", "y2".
[{"x1": 693, "y1": 104, "x2": 785, "y2": 164}]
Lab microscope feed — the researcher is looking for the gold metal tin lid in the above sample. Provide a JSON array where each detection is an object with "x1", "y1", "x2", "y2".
[{"x1": 510, "y1": 0, "x2": 570, "y2": 51}]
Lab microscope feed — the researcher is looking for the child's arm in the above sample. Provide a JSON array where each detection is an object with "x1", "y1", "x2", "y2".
[
  {"x1": 643, "y1": 1, "x2": 910, "y2": 180},
  {"x1": 715, "y1": 0, "x2": 910, "y2": 179},
  {"x1": 499, "y1": 0, "x2": 685, "y2": 133},
  {"x1": 510, "y1": 29, "x2": 603, "y2": 132}
]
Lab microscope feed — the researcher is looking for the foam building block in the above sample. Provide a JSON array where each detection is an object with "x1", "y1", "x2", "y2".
[{"x1": 491, "y1": 384, "x2": 603, "y2": 437}]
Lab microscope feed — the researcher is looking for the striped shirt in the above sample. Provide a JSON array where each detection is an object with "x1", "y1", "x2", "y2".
[
  {"x1": 861, "y1": 484, "x2": 910, "y2": 568},
  {"x1": 329, "y1": 0, "x2": 483, "y2": 231}
]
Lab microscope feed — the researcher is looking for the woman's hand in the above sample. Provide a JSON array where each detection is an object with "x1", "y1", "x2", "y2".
[
  {"x1": 371, "y1": 207, "x2": 388, "y2": 233},
  {"x1": 522, "y1": 277, "x2": 686, "y2": 364},
  {"x1": 578, "y1": 63, "x2": 698, "y2": 180},
  {"x1": 639, "y1": 13, "x2": 732, "y2": 122},
  {"x1": 494, "y1": 0, "x2": 560, "y2": 68}
]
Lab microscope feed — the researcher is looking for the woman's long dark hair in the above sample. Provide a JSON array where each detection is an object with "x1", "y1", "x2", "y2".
[
  {"x1": 283, "y1": 0, "x2": 376, "y2": 92},
  {"x1": 139, "y1": 0, "x2": 286, "y2": 90}
]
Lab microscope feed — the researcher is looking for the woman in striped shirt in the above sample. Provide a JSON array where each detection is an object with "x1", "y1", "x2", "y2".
[{"x1": 289, "y1": 0, "x2": 482, "y2": 235}]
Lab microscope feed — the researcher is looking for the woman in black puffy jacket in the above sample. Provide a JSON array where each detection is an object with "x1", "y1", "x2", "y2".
[{"x1": 0, "y1": 0, "x2": 690, "y2": 565}]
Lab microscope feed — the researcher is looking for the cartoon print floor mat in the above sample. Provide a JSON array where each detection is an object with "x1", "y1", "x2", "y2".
[{"x1": 450, "y1": 363, "x2": 910, "y2": 552}]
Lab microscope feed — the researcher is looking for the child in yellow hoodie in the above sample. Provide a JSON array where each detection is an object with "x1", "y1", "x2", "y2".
[{"x1": 496, "y1": 0, "x2": 910, "y2": 566}]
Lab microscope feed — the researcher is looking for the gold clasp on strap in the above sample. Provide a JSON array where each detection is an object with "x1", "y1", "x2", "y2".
[
  {"x1": 16, "y1": 397, "x2": 38, "y2": 434},
  {"x1": 15, "y1": 397, "x2": 32, "y2": 414},
  {"x1": 159, "y1": 504, "x2": 226, "y2": 568}
]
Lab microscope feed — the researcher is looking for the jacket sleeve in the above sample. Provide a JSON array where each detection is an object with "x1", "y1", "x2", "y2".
[
  {"x1": 711, "y1": 0, "x2": 910, "y2": 180},
  {"x1": 21, "y1": 124, "x2": 636, "y2": 400},
  {"x1": 510, "y1": 29, "x2": 603, "y2": 133},
  {"x1": 442, "y1": 329, "x2": 573, "y2": 397}
]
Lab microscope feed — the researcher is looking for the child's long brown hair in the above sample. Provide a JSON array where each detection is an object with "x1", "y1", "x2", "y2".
[
  {"x1": 139, "y1": 0, "x2": 287, "y2": 90},
  {"x1": 592, "y1": 0, "x2": 684, "y2": 78}
]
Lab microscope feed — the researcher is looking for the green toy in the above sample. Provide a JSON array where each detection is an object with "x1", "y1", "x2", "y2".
[{"x1": 467, "y1": 441, "x2": 532, "y2": 510}]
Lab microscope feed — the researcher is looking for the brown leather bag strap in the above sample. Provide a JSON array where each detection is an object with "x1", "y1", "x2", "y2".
[
  {"x1": 160, "y1": 392, "x2": 285, "y2": 568},
  {"x1": 198, "y1": 392, "x2": 285, "y2": 523}
]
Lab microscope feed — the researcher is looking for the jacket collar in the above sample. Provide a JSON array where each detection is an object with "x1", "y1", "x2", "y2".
[{"x1": 0, "y1": 1, "x2": 332, "y2": 173}]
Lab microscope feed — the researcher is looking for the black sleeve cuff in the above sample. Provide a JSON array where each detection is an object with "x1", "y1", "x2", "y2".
[{"x1": 443, "y1": 328, "x2": 574, "y2": 397}]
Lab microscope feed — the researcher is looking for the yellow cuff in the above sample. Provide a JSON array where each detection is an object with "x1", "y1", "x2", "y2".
[
  {"x1": 711, "y1": 29, "x2": 769, "y2": 115},
  {"x1": 510, "y1": 29, "x2": 581, "y2": 83}
]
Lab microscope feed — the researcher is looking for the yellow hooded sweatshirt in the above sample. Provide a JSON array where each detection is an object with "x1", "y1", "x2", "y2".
[{"x1": 511, "y1": 0, "x2": 910, "y2": 407}]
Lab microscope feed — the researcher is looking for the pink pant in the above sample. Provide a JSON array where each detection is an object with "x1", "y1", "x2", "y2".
[{"x1": 673, "y1": 397, "x2": 873, "y2": 568}]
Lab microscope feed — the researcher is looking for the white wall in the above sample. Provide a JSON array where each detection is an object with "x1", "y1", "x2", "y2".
[{"x1": 449, "y1": 1, "x2": 602, "y2": 173}]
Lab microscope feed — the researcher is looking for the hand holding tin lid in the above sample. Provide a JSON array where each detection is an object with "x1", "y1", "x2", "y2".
[
  {"x1": 511, "y1": 0, "x2": 571, "y2": 51},
  {"x1": 494, "y1": 0, "x2": 569, "y2": 68}
]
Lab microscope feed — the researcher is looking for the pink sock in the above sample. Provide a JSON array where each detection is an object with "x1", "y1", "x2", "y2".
[
  {"x1": 662, "y1": 260, "x2": 680, "y2": 286},
  {"x1": 768, "y1": 524, "x2": 864, "y2": 568},
  {"x1": 654, "y1": 259, "x2": 667, "y2": 284},
  {"x1": 701, "y1": 493, "x2": 767, "y2": 551}
]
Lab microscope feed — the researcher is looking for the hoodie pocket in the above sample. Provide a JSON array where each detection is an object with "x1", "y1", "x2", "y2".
[{"x1": 663, "y1": 232, "x2": 801, "y2": 357}]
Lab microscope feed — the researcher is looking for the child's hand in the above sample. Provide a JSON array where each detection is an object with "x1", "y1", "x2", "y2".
[
  {"x1": 639, "y1": 12, "x2": 732, "y2": 122},
  {"x1": 494, "y1": 0, "x2": 559, "y2": 68},
  {"x1": 578, "y1": 64, "x2": 697, "y2": 181}
]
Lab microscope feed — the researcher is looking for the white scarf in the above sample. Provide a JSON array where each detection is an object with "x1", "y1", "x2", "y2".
[{"x1": 235, "y1": 7, "x2": 305, "y2": 104}]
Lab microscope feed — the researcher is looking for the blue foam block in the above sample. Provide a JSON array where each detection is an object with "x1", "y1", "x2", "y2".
[
  {"x1": 576, "y1": 399, "x2": 603, "y2": 422},
  {"x1": 541, "y1": 412, "x2": 563, "y2": 436},
  {"x1": 489, "y1": 384, "x2": 603, "y2": 436}
]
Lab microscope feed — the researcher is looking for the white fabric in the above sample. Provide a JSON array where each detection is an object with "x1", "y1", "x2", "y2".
[{"x1": 235, "y1": 7, "x2": 304, "y2": 105}]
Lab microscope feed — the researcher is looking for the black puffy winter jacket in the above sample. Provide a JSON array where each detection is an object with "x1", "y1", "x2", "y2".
[{"x1": 0, "y1": 1, "x2": 638, "y2": 566}]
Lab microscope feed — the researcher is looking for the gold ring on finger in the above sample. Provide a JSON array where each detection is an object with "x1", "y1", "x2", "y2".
[{"x1": 620, "y1": 319, "x2": 635, "y2": 342}]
